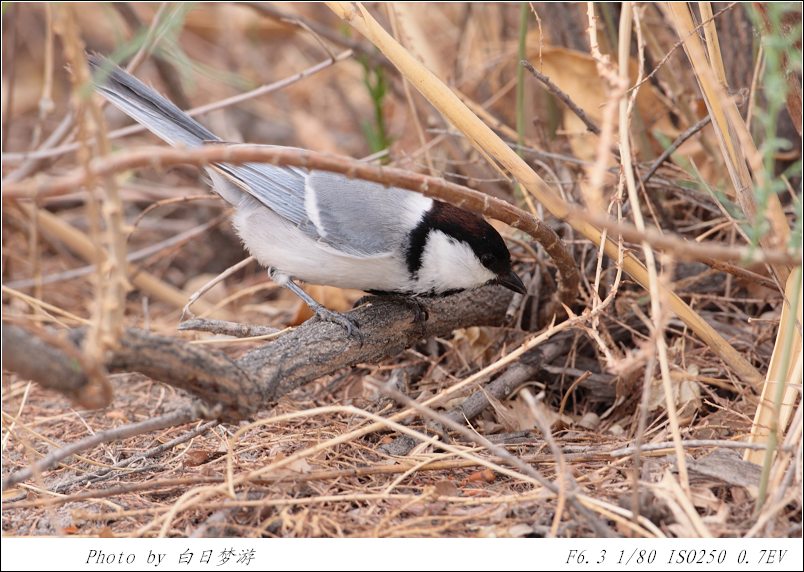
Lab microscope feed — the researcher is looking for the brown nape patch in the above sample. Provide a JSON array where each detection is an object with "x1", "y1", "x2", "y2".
[{"x1": 428, "y1": 201, "x2": 489, "y2": 235}]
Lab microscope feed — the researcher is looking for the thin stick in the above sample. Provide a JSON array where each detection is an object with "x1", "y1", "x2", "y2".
[
  {"x1": 178, "y1": 318, "x2": 279, "y2": 338},
  {"x1": 620, "y1": 2, "x2": 690, "y2": 494},
  {"x1": 2, "y1": 407, "x2": 201, "y2": 491},
  {"x1": 521, "y1": 60, "x2": 600, "y2": 135},
  {"x1": 4, "y1": 145, "x2": 579, "y2": 307},
  {"x1": 56, "y1": 6, "x2": 124, "y2": 409},
  {"x1": 181, "y1": 256, "x2": 255, "y2": 320},
  {"x1": 611, "y1": 439, "x2": 768, "y2": 457},
  {"x1": 49, "y1": 420, "x2": 219, "y2": 494},
  {"x1": 640, "y1": 115, "x2": 713, "y2": 185}
]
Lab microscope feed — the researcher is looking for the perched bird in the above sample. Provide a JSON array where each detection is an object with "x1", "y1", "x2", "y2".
[{"x1": 88, "y1": 55, "x2": 526, "y2": 335}]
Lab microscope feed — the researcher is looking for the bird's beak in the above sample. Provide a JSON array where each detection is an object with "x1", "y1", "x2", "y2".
[{"x1": 496, "y1": 270, "x2": 527, "y2": 295}]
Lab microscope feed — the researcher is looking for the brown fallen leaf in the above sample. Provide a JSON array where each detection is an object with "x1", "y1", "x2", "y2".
[
  {"x1": 432, "y1": 480, "x2": 460, "y2": 497},
  {"x1": 462, "y1": 468, "x2": 496, "y2": 485},
  {"x1": 183, "y1": 449, "x2": 224, "y2": 467}
]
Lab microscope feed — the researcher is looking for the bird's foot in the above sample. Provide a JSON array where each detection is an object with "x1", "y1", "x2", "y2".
[
  {"x1": 310, "y1": 305, "x2": 363, "y2": 342},
  {"x1": 396, "y1": 297, "x2": 429, "y2": 324}
]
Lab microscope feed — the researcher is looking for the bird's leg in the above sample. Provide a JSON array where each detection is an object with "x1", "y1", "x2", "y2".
[{"x1": 268, "y1": 268, "x2": 362, "y2": 340}]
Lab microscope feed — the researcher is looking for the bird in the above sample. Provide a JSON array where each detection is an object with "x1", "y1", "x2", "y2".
[{"x1": 88, "y1": 55, "x2": 526, "y2": 336}]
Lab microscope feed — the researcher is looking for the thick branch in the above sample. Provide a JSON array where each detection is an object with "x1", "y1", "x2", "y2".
[
  {"x1": 3, "y1": 325, "x2": 89, "y2": 400},
  {"x1": 239, "y1": 286, "x2": 514, "y2": 398},
  {"x1": 2, "y1": 286, "x2": 515, "y2": 420}
]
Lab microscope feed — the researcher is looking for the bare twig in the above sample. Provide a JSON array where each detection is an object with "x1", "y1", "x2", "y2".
[
  {"x1": 2, "y1": 407, "x2": 202, "y2": 491},
  {"x1": 521, "y1": 59, "x2": 600, "y2": 135},
  {"x1": 178, "y1": 318, "x2": 279, "y2": 338},
  {"x1": 640, "y1": 114, "x2": 713, "y2": 185},
  {"x1": 611, "y1": 439, "x2": 769, "y2": 457},
  {"x1": 621, "y1": 2, "x2": 689, "y2": 493},
  {"x1": 181, "y1": 256, "x2": 255, "y2": 320},
  {"x1": 56, "y1": 6, "x2": 129, "y2": 408},
  {"x1": 7, "y1": 143, "x2": 798, "y2": 269},
  {"x1": 49, "y1": 420, "x2": 220, "y2": 494}
]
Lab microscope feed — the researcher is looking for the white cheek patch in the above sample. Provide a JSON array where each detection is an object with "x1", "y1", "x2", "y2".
[{"x1": 415, "y1": 230, "x2": 497, "y2": 294}]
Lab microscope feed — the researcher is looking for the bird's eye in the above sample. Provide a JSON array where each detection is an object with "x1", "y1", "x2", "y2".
[{"x1": 480, "y1": 253, "x2": 495, "y2": 266}]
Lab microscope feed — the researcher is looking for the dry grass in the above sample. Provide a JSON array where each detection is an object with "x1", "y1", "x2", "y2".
[{"x1": 2, "y1": 3, "x2": 801, "y2": 538}]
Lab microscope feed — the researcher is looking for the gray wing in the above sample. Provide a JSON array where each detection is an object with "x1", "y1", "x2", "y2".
[
  {"x1": 304, "y1": 170, "x2": 430, "y2": 256},
  {"x1": 215, "y1": 163, "x2": 430, "y2": 257},
  {"x1": 214, "y1": 159, "x2": 309, "y2": 226}
]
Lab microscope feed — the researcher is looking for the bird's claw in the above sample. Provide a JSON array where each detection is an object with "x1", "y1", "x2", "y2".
[
  {"x1": 311, "y1": 306, "x2": 363, "y2": 343},
  {"x1": 402, "y1": 298, "x2": 429, "y2": 324}
]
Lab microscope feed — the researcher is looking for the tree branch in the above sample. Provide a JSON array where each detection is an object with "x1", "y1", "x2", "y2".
[{"x1": 2, "y1": 285, "x2": 516, "y2": 421}]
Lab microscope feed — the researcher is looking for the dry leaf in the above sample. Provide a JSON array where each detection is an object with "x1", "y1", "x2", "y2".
[
  {"x1": 432, "y1": 480, "x2": 460, "y2": 497},
  {"x1": 648, "y1": 370, "x2": 702, "y2": 414},
  {"x1": 462, "y1": 468, "x2": 496, "y2": 485},
  {"x1": 183, "y1": 449, "x2": 216, "y2": 467}
]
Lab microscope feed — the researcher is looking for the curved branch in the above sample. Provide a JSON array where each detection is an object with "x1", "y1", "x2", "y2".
[{"x1": 2, "y1": 145, "x2": 579, "y2": 307}]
